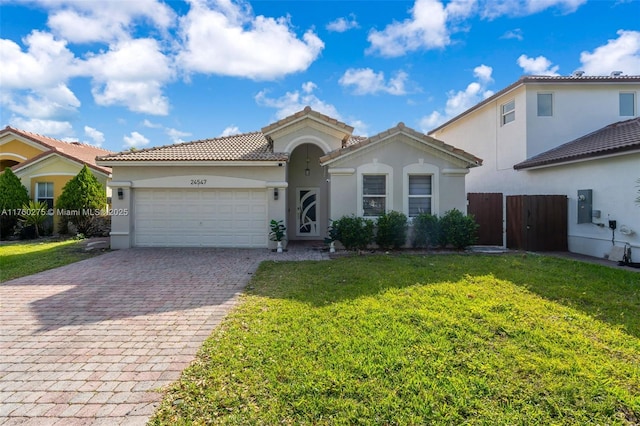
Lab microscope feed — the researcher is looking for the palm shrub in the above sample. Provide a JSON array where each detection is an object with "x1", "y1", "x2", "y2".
[
  {"x1": 636, "y1": 178, "x2": 640, "y2": 206},
  {"x1": 333, "y1": 215, "x2": 375, "y2": 251},
  {"x1": 0, "y1": 168, "x2": 30, "y2": 239},
  {"x1": 19, "y1": 200, "x2": 49, "y2": 238},
  {"x1": 439, "y1": 208, "x2": 479, "y2": 249},
  {"x1": 375, "y1": 211, "x2": 408, "y2": 250},
  {"x1": 412, "y1": 212, "x2": 441, "y2": 248},
  {"x1": 56, "y1": 165, "x2": 107, "y2": 236}
]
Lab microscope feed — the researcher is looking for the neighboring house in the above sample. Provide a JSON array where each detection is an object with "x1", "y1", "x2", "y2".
[
  {"x1": 97, "y1": 107, "x2": 481, "y2": 249},
  {"x1": 0, "y1": 126, "x2": 113, "y2": 232},
  {"x1": 428, "y1": 74, "x2": 640, "y2": 258}
]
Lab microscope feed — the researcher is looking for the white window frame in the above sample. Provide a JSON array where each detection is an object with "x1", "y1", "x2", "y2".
[
  {"x1": 403, "y1": 162, "x2": 439, "y2": 219},
  {"x1": 36, "y1": 182, "x2": 54, "y2": 208},
  {"x1": 501, "y1": 99, "x2": 515, "y2": 125},
  {"x1": 357, "y1": 162, "x2": 393, "y2": 218},
  {"x1": 619, "y1": 92, "x2": 636, "y2": 117},
  {"x1": 537, "y1": 93, "x2": 553, "y2": 117}
]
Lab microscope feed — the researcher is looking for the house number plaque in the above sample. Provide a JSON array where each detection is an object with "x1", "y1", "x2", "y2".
[{"x1": 190, "y1": 179, "x2": 207, "y2": 186}]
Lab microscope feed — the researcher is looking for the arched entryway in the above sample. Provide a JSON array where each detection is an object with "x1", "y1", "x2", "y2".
[{"x1": 287, "y1": 143, "x2": 328, "y2": 241}]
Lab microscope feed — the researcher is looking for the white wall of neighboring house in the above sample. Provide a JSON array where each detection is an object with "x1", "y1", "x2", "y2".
[
  {"x1": 429, "y1": 78, "x2": 640, "y2": 259},
  {"x1": 516, "y1": 154, "x2": 640, "y2": 258}
]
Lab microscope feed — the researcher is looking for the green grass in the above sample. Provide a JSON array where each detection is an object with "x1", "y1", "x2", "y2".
[
  {"x1": 151, "y1": 254, "x2": 640, "y2": 425},
  {"x1": 0, "y1": 239, "x2": 106, "y2": 282}
]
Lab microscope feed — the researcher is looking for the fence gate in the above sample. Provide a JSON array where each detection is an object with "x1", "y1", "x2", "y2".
[
  {"x1": 467, "y1": 193, "x2": 503, "y2": 245},
  {"x1": 506, "y1": 195, "x2": 568, "y2": 251}
]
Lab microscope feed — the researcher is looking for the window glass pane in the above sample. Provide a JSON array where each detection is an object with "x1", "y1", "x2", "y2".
[
  {"x1": 502, "y1": 100, "x2": 515, "y2": 114},
  {"x1": 620, "y1": 93, "x2": 635, "y2": 116},
  {"x1": 37, "y1": 183, "x2": 46, "y2": 199},
  {"x1": 502, "y1": 100, "x2": 515, "y2": 124},
  {"x1": 409, "y1": 198, "x2": 430, "y2": 216},
  {"x1": 363, "y1": 175, "x2": 385, "y2": 195},
  {"x1": 409, "y1": 175, "x2": 431, "y2": 195},
  {"x1": 46, "y1": 182, "x2": 53, "y2": 198},
  {"x1": 537, "y1": 93, "x2": 552, "y2": 116},
  {"x1": 363, "y1": 197, "x2": 385, "y2": 216}
]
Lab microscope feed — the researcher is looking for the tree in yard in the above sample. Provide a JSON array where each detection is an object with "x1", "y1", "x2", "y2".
[
  {"x1": 56, "y1": 165, "x2": 107, "y2": 235},
  {"x1": 0, "y1": 168, "x2": 29, "y2": 239}
]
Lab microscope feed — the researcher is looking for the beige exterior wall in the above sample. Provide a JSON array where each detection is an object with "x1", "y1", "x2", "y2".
[{"x1": 15, "y1": 156, "x2": 110, "y2": 233}]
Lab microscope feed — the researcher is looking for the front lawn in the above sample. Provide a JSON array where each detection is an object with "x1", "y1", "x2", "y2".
[
  {"x1": 0, "y1": 239, "x2": 106, "y2": 282},
  {"x1": 151, "y1": 254, "x2": 640, "y2": 425}
]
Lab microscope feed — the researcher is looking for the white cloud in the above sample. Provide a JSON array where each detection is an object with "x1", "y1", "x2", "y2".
[
  {"x1": 580, "y1": 30, "x2": 640, "y2": 75},
  {"x1": 339, "y1": 68, "x2": 409, "y2": 95},
  {"x1": 142, "y1": 119, "x2": 163, "y2": 129},
  {"x1": 301, "y1": 81, "x2": 317, "y2": 94},
  {"x1": 367, "y1": 0, "x2": 449, "y2": 57},
  {"x1": 220, "y1": 126, "x2": 240, "y2": 137},
  {"x1": 84, "y1": 38, "x2": 174, "y2": 115},
  {"x1": 9, "y1": 116, "x2": 73, "y2": 136},
  {"x1": 326, "y1": 14, "x2": 359, "y2": 32},
  {"x1": 501, "y1": 28, "x2": 523, "y2": 41},
  {"x1": 44, "y1": 0, "x2": 176, "y2": 43},
  {"x1": 419, "y1": 64, "x2": 494, "y2": 130},
  {"x1": 123, "y1": 131, "x2": 150, "y2": 148},
  {"x1": 84, "y1": 126, "x2": 105, "y2": 146},
  {"x1": 517, "y1": 54, "x2": 560, "y2": 75},
  {"x1": 166, "y1": 127, "x2": 192, "y2": 144},
  {"x1": 177, "y1": 0, "x2": 324, "y2": 80},
  {"x1": 481, "y1": 0, "x2": 587, "y2": 19}
]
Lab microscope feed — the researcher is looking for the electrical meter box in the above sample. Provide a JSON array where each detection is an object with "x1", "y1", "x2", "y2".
[{"x1": 577, "y1": 189, "x2": 592, "y2": 224}]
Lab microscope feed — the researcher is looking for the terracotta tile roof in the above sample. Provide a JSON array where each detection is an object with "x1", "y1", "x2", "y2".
[
  {"x1": 261, "y1": 106, "x2": 354, "y2": 136},
  {"x1": 97, "y1": 131, "x2": 288, "y2": 162},
  {"x1": 514, "y1": 117, "x2": 640, "y2": 170},
  {"x1": 429, "y1": 74, "x2": 640, "y2": 134},
  {"x1": 2, "y1": 126, "x2": 113, "y2": 175},
  {"x1": 320, "y1": 122, "x2": 482, "y2": 167}
]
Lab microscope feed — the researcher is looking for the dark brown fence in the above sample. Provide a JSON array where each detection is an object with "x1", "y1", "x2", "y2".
[
  {"x1": 506, "y1": 195, "x2": 568, "y2": 251},
  {"x1": 467, "y1": 193, "x2": 503, "y2": 245}
]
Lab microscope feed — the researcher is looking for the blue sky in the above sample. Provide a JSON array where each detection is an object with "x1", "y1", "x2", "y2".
[{"x1": 1, "y1": 0, "x2": 639, "y2": 152}]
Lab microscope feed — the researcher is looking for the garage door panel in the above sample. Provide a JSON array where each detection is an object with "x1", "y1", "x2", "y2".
[{"x1": 134, "y1": 188, "x2": 268, "y2": 247}]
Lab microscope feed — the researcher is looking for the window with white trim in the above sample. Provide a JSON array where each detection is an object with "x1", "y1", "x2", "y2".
[
  {"x1": 408, "y1": 175, "x2": 432, "y2": 217},
  {"x1": 36, "y1": 182, "x2": 54, "y2": 209},
  {"x1": 362, "y1": 174, "x2": 386, "y2": 217},
  {"x1": 537, "y1": 93, "x2": 553, "y2": 117},
  {"x1": 501, "y1": 99, "x2": 515, "y2": 125},
  {"x1": 620, "y1": 92, "x2": 636, "y2": 116}
]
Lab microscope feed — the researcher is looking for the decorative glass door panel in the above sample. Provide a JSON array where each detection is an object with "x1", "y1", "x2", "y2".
[{"x1": 296, "y1": 188, "x2": 319, "y2": 237}]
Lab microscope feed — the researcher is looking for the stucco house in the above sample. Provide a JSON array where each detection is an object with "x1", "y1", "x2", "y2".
[
  {"x1": 428, "y1": 74, "x2": 640, "y2": 259},
  {"x1": 97, "y1": 107, "x2": 482, "y2": 249},
  {"x1": 0, "y1": 126, "x2": 112, "y2": 232}
]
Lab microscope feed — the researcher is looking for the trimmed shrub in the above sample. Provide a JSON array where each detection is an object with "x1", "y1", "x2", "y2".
[
  {"x1": 333, "y1": 215, "x2": 375, "y2": 251},
  {"x1": 56, "y1": 165, "x2": 107, "y2": 236},
  {"x1": 412, "y1": 213, "x2": 441, "y2": 248},
  {"x1": 375, "y1": 211, "x2": 408, "y2": 250},
  {"x1": 439, "y1": 208, "x2": 479, "y2": 249},
  {"x1": 0, "y1": 168, "x2": 29, "y2": 239}
]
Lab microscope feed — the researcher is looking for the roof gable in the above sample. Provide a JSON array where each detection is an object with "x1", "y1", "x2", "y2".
[
  {"x1": 261, "y1": 106, "x2": 354, "y2": 146},
  {"x1": 320, "y1": 122, "x2": 482, "y2": 168},
  {"x1": 514, "y1": 117, "x2": 640, "y2": 170},
  {"x1": 1, "y1": 126, "x2": 113, "y2": 175}
]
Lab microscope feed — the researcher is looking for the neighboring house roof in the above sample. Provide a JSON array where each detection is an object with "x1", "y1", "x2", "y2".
[
  {"x1": 97, "y1": 131, "x2": 289, "y2": 162},
  {"x1": 1, "y1": 126, "x2": 113, "y2": 175},
  {"x1": 514, "y1": 117, "x2": 640, "y2": 170},
  {"x1": 320, "y1": 122, "x2": 483, "y2": 167},
  {"x1": 428, "y1": 75, "x2": 640, "y2": 134}
]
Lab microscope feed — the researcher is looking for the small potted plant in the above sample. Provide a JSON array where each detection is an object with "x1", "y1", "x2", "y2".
[
  {"x1": 269, "y1": 219, "x2": 287, "y2": 252},
  {"x1": 324, "y1": 220, "x2": 339, "y2": 253}
]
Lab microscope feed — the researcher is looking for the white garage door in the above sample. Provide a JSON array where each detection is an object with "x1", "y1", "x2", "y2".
[{"x1": 134, "y1": 188, "x2": 268, "y2": 247}]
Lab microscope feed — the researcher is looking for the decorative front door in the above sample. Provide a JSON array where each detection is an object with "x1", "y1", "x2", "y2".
[{"x1": 296, "y1": 188, "x2": 319, "y2": 237}]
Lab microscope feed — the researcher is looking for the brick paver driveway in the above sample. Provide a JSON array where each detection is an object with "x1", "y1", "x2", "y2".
[{"x1": 0, "y1": 247, "x2": 326, "y2": 425}]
